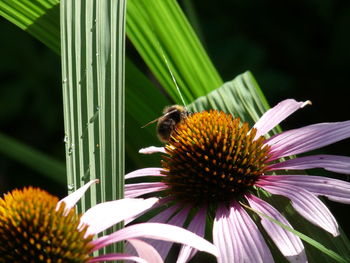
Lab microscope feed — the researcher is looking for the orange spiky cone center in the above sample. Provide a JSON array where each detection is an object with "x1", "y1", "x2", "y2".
[{"x1": 162, "y1": 110, "x2": 271, "y2": 205}]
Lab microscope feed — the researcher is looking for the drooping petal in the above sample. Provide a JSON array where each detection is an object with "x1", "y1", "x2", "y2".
[
  {"x1": 229, "y1": 202, "x2": 275, "y2": 262},
  {"x1": 125, "y1": 182, "x2": 168, "y2": 198},
  {"x1": 145, "y1": 206, "x2": 191, "y2": 261},
  {"x1": 246, "y1": 194, "x2": 307, "y2": 263},
  {"x1": 147, "y1": 203, "x2": 180, "y2": 223},
  {"x1": 57, "y1": 179, "x2": 99, "y2": 213},
  {"x1": 266, "y1": 120, "x2": 350, "y2": 160},
  {"x1": 124, "y1": 204, "x2": 179, "y2": 256},
  {"x1": 253, "y1": 99, "x2": 310, "y2": 139},
  {"x1": 91, "y1": 223, "x2": 218, "y2": 258},
  {"x1": 125, "y1": 168, "x2": 166, "y2": 179},
  {"x1": 177, "y1": 207, "x2": 207, "y2": 263},
  {"x1": 260, "y1": 175, "x2": 350, "y2": 204},
  {"x1": 213, "y1": 205, "x2": 240, "y2": 263},
  {"x1": 139, "y1": 146, "x2": 166, "y2": 154},
  {"x1": 125, "y1": 198, "x2": 171, "y2": 225},
  {"x1": 269, "y1": 155, "x2": 350, "y2": 174},
  {"x1": 80, "y1": 198, "x2": 159, "y2": 236},
  {"x1": 128, "y1": 239, "x2": 163, "y2": 263},
  {"x1": 257, "y1": 182, "x2": 339, "y2": 236},
  {"x1": 88, "y1": 253, "x2": 148, "y2": 263}
]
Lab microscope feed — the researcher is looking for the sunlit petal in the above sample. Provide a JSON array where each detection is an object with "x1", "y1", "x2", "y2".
[
  {"x1": 269, "y1": 154, "x2": 350, "y2": 174},
  {"x1": 57, "y1": 179, "x2": 99, "y2": 213},
  {"x1": 246, "y1": 194, "x2": 307, "y2": 263},
  {"x1": 213, "y1": 205, "x2": 240, "y2": 263},
  {"x1": 125, "y1": 168, "x2": 166, "y2": 179},
  {"x1": 229, "y1": 202, "x2": 274, "y2": 262},
  {"x1": 128, "y1": 239, "x2": 163, "y2": 263},
  {"x1": 80, "y1": 198, "x2": 159, "y2": 236},
  {"x1": 260, "y1": 175, "x2": 350, "y2": 204},
  {"x1": 258, "y1": 183, "x2": 339, "y2": 236},
  {"x1": 139, "y1": 146, "x2": 166, "y2": 154},
  {"x1": 253, "y1": 99, "x2": 310, "y2": 139},
  {"x1": 266, "y1": 121, "x2": 350, "y2": 160},
  {"x1": 91, "y1": 223, "x2": 218, "y2": 257}
]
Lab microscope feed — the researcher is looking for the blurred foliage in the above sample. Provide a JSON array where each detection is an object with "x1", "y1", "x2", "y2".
[
  {"x1": 0, "y1": 18, "x2": 63, "y2": 196},
  {"x1": 190, "y1": 0, "x2": 350, "y2": 126},
  {"x1": 1, "y1": 0, "x2": 350, "y2": 235}
]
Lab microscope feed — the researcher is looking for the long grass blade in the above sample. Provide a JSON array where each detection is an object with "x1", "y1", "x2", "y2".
[
  {"x1": 126, "y1": 0, "x2": 223, "y2": 104},
  {"x1": 0, "y1": 0, "x2": 60, "y2": 53},
  {"x1": 60, "y1": 0, "x2": 126, "y2": 254}
]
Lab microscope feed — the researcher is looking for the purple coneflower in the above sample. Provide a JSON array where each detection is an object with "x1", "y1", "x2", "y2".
[
  {"x1": 0, "y1": 180, "x2": 217, "y2": 262},
  {"x1": 125, "y1": 99, "x2": 350, "y2": 263}
]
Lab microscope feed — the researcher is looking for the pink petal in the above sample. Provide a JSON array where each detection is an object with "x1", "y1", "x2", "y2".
[
  {"x1": 213, "y1": 202, "x2": 274, "y2": 263},
  {"x1": 57, "y1": 179, "x2": 98, "y2": 213},
  {"x1": 229, "y1": 202, "x2": 274, "y2": 262},
  {"x1": 80, "y1": 198, "x2": 159, "y2": 236},
  {"x1": 88, "y1": 253, "x2": 148, "y2": 263},
  {"x1": 145, "y1": 206, "x2": 191, "y2": 261},
  {"x1": 125, "y1": 182, "x2": 168, "y2": 198},
  {"x1": 124, "y1": 204, "x2": 179, "y2": 254},
  {"x1": 91, "y1": 223, "x2": 218, "y2": 257},
  {"x1": 266, "y1": 121, "x2": 350, "y2": 160},
  {"x1": 213, "y1": 205, "x2": 241, "y2": 263},
  {"x1": 246, "y1": 194, "x2": 307, "y2": 263},
  {"x1": 257, "y1": 182, "x2": 339, "y2": 236},
  {"x1": 177, "y1": 207, "x2": 207, "y2": 263},
  {"x1": 268, "y1": 154, "x2": 350, "y2": 174},
  {"x1": 147, "y1": 204, "x2": 180, "y2": 223},
  {"x1": 260, "y1": 175, "x2": 350, "y2": 204},
  {"x1": 128, "y1": 239, "x2": 163, "y2": 263},
  {"x1": 139, "y1": 146, "x2": 166, "y2": 154},
  {"x1": 125, "y1": 198, "x2": 172, "y2": 225},
  {"x1": 125, "y1": 168, "x2": 166, "y2": 179},
  {"x1": 253, "y1": 99, "x2": 310, "y2": 139}
]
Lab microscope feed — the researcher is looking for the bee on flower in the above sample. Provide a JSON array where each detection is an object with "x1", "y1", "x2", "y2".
[{"x1": 126, "y1": 99, "x2": 350, "y2": 263}]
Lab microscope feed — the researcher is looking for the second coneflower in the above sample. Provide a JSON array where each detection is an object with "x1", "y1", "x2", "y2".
[
  {"x1": 0, "y1": 180, "x2": 217, "y2": 263},
  {"x1": 126, "y1": 99, "x2": 350, "y2": 263}
]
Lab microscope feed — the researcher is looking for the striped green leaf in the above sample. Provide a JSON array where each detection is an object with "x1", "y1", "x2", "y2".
[{"x1": 60, "y1": 0, "x2": 126, "y2": 254}]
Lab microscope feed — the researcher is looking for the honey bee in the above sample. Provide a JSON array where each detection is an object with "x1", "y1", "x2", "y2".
[{"x1": 142, "y1": 105, "x2": 190, "y2": 143}]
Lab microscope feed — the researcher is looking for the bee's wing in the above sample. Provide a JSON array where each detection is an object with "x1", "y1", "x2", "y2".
[{"x1": 141, "y1": 109, "x2": 178, "y2": 128}]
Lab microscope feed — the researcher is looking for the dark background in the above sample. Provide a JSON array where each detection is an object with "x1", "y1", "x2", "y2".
[{"x1": 1, "y1": 0, "x2": 349, "y2": 238}]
